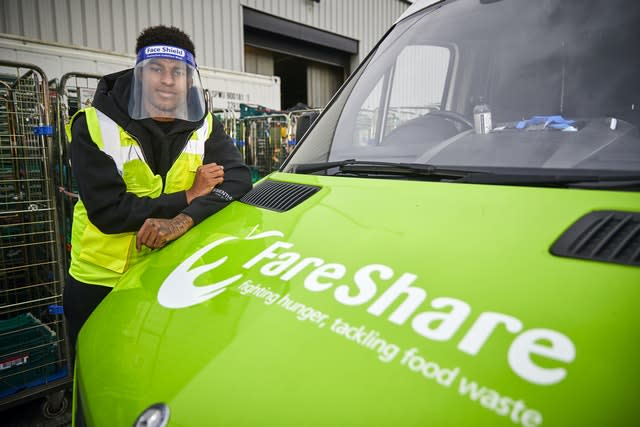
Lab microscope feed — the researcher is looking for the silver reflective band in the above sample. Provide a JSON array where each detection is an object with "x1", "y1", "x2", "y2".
[{"x1": 134, "y1": 403, "x2": 170, "y2": 427}]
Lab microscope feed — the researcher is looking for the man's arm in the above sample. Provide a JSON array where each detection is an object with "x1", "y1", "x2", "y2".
[
  {"x1": 71, "y1": 114, "x2": 189, "y2": 233},
  {"x1": 135, "y1": 118, "x2": 253, "y2": 250},
  {"x1": 181, "y1": 118, "x2": 253, "y2": 223}
]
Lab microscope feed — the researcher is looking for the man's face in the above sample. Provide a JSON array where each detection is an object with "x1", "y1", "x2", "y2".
[{"x1": 141, "y1": 58, "x2": 190, "y2": 118}]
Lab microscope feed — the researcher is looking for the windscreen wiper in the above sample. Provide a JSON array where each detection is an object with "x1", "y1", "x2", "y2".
[
  {"x1": 292, "y1": 160, "x2": 640, "y2": 189},
  {"x1": 458, "y1": 172, "x2": 640, "y2": 188},
  {"x1": 292, "y1": 159, "x2": 479, "y2": 179},
  {"x1": 292, "y1": 159, "x2": 360, "y2": 174}
]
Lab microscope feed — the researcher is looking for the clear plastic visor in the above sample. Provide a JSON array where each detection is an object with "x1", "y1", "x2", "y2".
[{"x1": 129, "y1": 57, "x2": 206, "y2": 122}]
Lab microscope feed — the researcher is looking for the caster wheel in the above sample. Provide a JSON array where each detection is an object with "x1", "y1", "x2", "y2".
[{"x1": 41, "y1": 390, "x2": 69, "y2": 419}]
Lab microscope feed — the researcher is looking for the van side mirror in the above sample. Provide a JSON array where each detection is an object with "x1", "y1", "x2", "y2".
[{"x1": 295, "y1": 111, "x2": 320, "y2": 142}]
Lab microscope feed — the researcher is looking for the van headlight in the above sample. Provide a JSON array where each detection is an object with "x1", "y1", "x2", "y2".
[{"x1": 134, "y1": 403, "x2": 170, "y2": 427}]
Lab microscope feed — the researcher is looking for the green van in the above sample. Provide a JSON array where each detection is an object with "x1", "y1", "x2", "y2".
[{"x1": 74, "y1": 0, "x2": 640, "y2": 425}]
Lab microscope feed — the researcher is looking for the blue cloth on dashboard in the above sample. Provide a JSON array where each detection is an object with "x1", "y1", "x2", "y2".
[{"x1": 516, "y1": 115, "x2": 577, "y2": 131}]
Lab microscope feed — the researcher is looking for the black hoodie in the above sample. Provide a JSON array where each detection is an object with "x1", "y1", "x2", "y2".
[{"x1": 70, "y1": 69, "x2": 252, "y2": 233}]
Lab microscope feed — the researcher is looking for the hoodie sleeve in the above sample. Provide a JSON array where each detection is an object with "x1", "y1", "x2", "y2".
[
  {"x1": 70, "y1": 114, "x2": 189, "y2": 234},
  {"x1": 181, "y1": 118, "x2": 253, "y2": 224}
]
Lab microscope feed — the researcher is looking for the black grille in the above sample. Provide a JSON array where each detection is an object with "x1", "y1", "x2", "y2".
[
  {"x1": 240, "y1": 180, "x2": 320, "y2": 212},
  {"x1": 550, "y1": 211, "x2": 640, "y2": 267}
]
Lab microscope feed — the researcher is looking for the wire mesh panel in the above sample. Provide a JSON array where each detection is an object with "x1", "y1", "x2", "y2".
[
  {"x1": 243, "y1": 114, "x2": 290, "y2": 180},
  {"x1": 209, "y1": 104, "x2": 325, "y2": 182},
  {"x1": 213, "y1": 107, "x2": 246, "y2": 164},
  {"x1": 0, "y1": 61, "x2": 69, "y2": 406},
  {"x1": 239, "y1": 109, "x2": 322, "y2": 181}
]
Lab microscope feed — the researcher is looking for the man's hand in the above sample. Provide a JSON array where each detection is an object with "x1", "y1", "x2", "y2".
[
  {"x1": 186, "y1": 163, "x2": 224, "y2": 204},
  {"x1": 136, "y1": 213, "x2": 195, "y2": 251}
]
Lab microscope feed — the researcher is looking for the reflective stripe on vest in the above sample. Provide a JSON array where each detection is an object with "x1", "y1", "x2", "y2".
[{"x1": 92, "y1": 109, "x2": 210, "y2": 175}]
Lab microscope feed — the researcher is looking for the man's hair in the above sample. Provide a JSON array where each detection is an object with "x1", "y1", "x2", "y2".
[{"x1": 135, "y1": 25, "x2": 196, "y2": 57}]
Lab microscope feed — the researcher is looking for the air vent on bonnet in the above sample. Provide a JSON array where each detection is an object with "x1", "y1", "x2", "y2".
[
  {"x1": 240, "y1": 180, "x2": 320, "y2": 212},
  {"x1": 551, "y1": 211, "x2": 640, "y2": 267}
]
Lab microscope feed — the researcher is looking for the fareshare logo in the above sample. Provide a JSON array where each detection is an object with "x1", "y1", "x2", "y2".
[
  {"x1": 157, "y1": 226, "x2": 283, "y2": 309},
  {"x1": 158, "y1": 225, "x2": 576, "y2": 386}
]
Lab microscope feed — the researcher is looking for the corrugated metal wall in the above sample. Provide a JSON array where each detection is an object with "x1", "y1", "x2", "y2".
[
  {"x1": 0, "y1": 0, "x2": 408, "y2": 73},
  {"x1": 244, "y1": 46, "x2": 275, "y2": 76},
  {"x1": 307, "y1": 62, "x2": 342, "y2": 108}
]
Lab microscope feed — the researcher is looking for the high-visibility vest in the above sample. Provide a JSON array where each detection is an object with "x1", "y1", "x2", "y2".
[{"x1": 67, "y1": 107, "x2": 213, "y2": 287}]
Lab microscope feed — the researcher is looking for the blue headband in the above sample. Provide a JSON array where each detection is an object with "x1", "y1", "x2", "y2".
[{"x1": 136, "y1": 44, "x2": 196, "y2": 67}]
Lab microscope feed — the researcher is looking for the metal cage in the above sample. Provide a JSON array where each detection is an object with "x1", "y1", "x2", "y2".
[
  {"x1": 240, "y1": 109, "x2": 322, "y2": 181},
  {"x1": 0, "y1": 61, "x2": 70, "y2": 412}
]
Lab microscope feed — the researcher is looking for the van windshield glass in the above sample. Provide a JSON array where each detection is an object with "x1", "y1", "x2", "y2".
[{"x1": 286, "y1": 0, "x2": 640, "y2": 175}]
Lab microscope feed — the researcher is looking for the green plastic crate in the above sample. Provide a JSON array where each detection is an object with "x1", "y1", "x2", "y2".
[{"x1": 0, "y1": 312, "x2": 58, "y2": 396}]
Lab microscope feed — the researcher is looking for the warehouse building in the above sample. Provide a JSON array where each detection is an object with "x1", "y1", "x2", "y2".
[{"x1": 1, "y1": 0, "x2": 412, "y2": 110}]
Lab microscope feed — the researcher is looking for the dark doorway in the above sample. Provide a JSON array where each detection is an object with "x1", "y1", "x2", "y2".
[
  {"x1": 274, "y1": 54, "x2": 308, "y2": 110},
  {"x1": 243, "y1": 8, "x2": 358, "y2": 110}
]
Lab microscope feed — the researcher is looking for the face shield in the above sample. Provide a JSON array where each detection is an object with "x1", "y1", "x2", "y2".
[{"x1": 129, "y1": 44, "x2": 206, "y2": 122}]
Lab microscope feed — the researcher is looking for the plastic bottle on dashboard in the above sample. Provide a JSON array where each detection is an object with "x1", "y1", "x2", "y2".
[{"x1": 473, "y1": 97, "x2": 492, "y2": 134}]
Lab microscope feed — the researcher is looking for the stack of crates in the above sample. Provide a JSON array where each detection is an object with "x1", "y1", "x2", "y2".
[{"x1": 0, "y1": 61, "x2": 69, "y2": 407}]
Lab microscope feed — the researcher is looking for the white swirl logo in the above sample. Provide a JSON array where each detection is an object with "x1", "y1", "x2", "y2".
[{"x1": 157, "y1": 227, "x2": 284, "y2": 309}]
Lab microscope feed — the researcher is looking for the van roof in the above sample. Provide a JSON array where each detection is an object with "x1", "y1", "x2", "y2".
[{"x1": 395, "y1": 0, "x2": 440, "y2": 24}]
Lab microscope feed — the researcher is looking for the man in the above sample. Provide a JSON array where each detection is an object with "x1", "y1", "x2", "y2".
[{"x1": 63, "y1": 25, "x2": 252, "y2": 354}]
